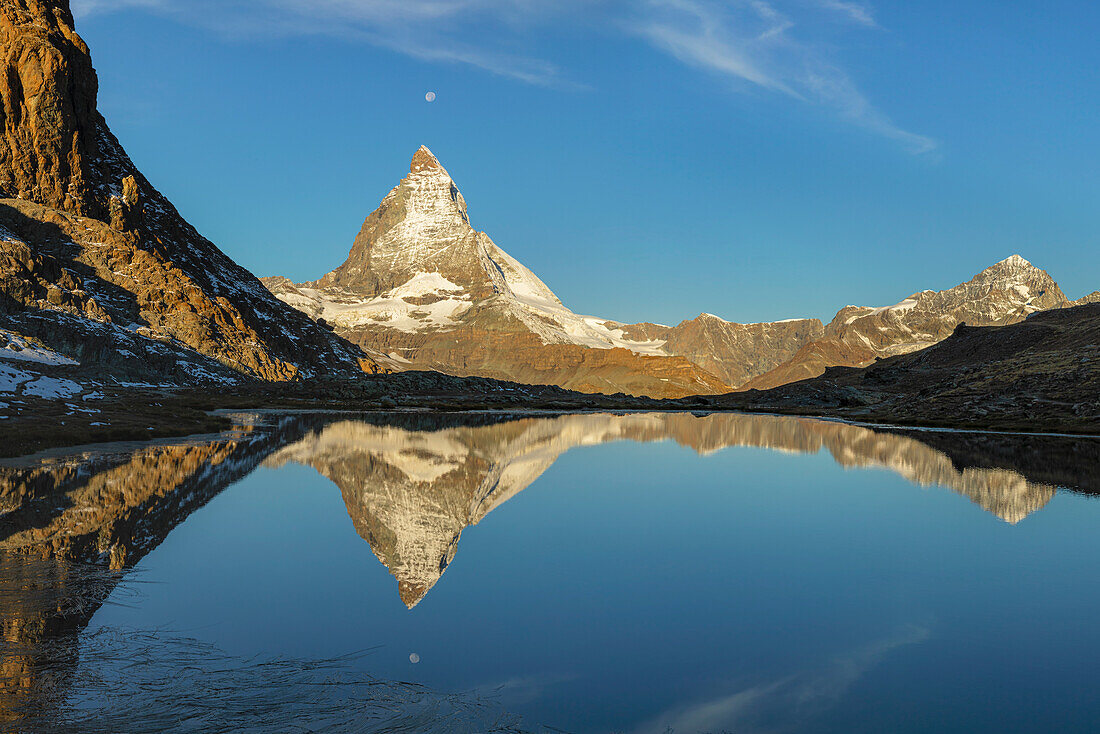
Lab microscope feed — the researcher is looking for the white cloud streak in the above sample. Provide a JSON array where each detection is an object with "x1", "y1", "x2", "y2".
[
  {"x1": 72, "y1": 0, "x2": 164, "y2": 15},
  {"x1": 74, "y1": 0, "x2": 578, "y2": 86},
  {"x1": 73, "y1": 0, "x2": 934, "y2": 153},
  {"x1": 635, "y1": 0, "x2": 936, "y2": 153},
  {"x1": 816, "y1": 0, "x2": 878, "y2": 27}
]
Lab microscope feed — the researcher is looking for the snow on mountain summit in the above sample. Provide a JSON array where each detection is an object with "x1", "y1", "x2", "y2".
[
  {"x1": 275, "y1": 147, "x2": 672, "y2": 353},
  {"x1": 264, "y1": 148, "x2": 731, "y2": 397}
]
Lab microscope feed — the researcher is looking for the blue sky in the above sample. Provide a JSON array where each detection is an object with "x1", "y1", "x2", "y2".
[{"x1": 74, "y1": 0, "x2": 1098, "y2": 324}]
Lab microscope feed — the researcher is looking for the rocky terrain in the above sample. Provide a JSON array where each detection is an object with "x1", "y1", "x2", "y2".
[
  {"x1": 0, "y1": 0, "x2": 385, "y2": 389},
  {"x1": 0, "y1": 0, "x2": 1095, "y2": 446},
  {"x1": 620, "y1": 313, "x2": 825, "y2": 388},
  {"x1": 742, "y1": 255, "x2": 1085, "y2": 389},
  {"x1": 721, "y1": 302, "x2": 1100, "y2": 433}
]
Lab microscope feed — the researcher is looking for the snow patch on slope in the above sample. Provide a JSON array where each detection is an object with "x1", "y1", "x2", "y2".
[
  {"x1": 0, "y1": 363, "x2": 33, "y2": 393},
  {"x1": 23, "y1": 376, "x2": 83, "y2": 399},
  {"x1": 280, "y1": 272, "x2": 474, "y2": 333},
  {"x1": 0, "y1": 330, "x2": 79, "y2": 366},
  {"x1": 482, "y1": 239, "x2": 669, "y2": 355}
]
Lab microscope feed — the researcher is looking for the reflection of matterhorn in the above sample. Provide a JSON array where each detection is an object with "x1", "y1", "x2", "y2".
[{"x1": 264, "y1": 413, "x2": 1057, "y2": 608}]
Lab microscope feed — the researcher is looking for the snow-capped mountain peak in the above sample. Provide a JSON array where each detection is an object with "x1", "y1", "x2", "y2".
[{"x1": 264, "y1": 147, "x2": 732, "y2": 397}]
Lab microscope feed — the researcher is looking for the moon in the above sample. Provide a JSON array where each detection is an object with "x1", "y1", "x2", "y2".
[
  {"x1": 409, "y1": 653, "x2": 421, "y2": 663},
  {"x1": 425, "y1": 92, "x2": 436, "y2": 103}
]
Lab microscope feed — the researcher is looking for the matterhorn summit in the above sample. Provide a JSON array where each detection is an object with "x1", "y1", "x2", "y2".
[{"x1": 264, "y1": 147, "x2": 730, "y2": 397}]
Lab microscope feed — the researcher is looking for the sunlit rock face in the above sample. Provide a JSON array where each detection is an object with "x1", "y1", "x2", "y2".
[
  {"x1": 262, "y1": 143, "x2": 1085, "y2": 397},
  {"x1": 0, "y1": 0, "x2": 383, "y2": 384},
  {"x1": 268, "y1": 413, "x2": 1059, "y2": 607},
  {"x1": 620, "y1": 314, "x2": 826, "y2": 389},
  {"x1": 263, "y1": 148, "x2": 730, "y2": 398},
  {"x1": 744, "y1": 255, "x2": 1072, "y2": 390}
]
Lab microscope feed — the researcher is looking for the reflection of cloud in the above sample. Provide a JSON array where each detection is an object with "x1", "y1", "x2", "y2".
[
  {"x1": 633, "y1": 625, "x2": 931, "y2": 734},
  {"x1": 471, "y1": 672, "x2": 576, "y2": 707}
]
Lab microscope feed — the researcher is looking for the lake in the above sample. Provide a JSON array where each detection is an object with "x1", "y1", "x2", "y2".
[{"x1": 2, "y1": 411, "x2": 1099, "y2": 732}]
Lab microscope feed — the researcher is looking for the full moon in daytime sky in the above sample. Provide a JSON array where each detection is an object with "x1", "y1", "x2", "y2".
[{"x1": 425, "y1": 92, "x2": 436, "y2": 102}]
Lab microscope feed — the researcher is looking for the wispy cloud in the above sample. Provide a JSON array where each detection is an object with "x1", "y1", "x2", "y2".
[
  {"x1": 73, "y1": 0, "x2": 934, "y2": 152},
  {"x1": 815, "y1": 0, "x2": 878, "y2": 28},
  {"x1": 634, "y1": 0, "x2": 935, "y2": 153},
  {"x1": 72, "y1": 0, "x2": 164, "y2": 15},
  {"x1": 74, "y1": 0, "x2": 578, "y2": 86},
  {"x1": 632, "y1": 624, "x2": 932, "y2": 734}
]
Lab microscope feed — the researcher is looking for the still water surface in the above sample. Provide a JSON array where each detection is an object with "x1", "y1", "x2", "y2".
[{"x1": 3, "y1": 412, "x2": 1100, "y2": 732}]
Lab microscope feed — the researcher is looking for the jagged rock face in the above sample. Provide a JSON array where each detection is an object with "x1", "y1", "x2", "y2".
[
  {"x1": 621, "y1": 314, "x2": 825, "y2": 389},
  {"x1": 743, "y1": 255, "x2": 1071, "y2": 390},
  {"x1": 0, "y1": 1, "x2": 102, "y2": 217},
  {"x1": 739, "y1": 301, "x2": 1100, "y2": 433},
  {"x1": 266, "y1": 412, "x2": 1060, "y2": 608},
  {"x1": 1072, "y1": 291, "x2": 1100, "y2": 307},
  {"x1": 264, "y1": 147, "x2": 729, "y2": 398},
  {"x1": 0, "y1": 0, "x2": 383, "y2": 382}
]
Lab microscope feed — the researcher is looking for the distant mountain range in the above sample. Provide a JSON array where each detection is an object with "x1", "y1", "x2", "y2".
[{"x1": 265, "y1": 147, "x2": 1098, "y2": 397}]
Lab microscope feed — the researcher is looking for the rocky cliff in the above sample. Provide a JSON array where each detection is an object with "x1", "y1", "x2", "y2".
[
  {"x1": 621, "y1": 313, "x2": 825, "y2": 388},
  {"x1": 722, "y1": 302, "x2": 1100, "y2": 434},
  {"x1": 0, "y1": 0, "x2": 383, "y2": 384}
]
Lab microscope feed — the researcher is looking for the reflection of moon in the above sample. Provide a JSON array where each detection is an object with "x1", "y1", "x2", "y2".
[
  {"x1": 425, "y1": 92, "x2": 436, "y2": 102},
  {"x1": 409, "y1": 653, "x2": 420, "y2": 663}
]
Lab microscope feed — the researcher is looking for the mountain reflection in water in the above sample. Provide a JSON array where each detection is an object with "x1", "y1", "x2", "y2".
[
  {"x1": 0, "y1": 411, "x2": 1098, "y2": 728},
  {"x1": 263, "y1": 413, "x2": 1080, "y2": 607}
]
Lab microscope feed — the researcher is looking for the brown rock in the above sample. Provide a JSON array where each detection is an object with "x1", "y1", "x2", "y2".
[{"x1": 0, "y1": 0, "x2": 387, "y2": 383}]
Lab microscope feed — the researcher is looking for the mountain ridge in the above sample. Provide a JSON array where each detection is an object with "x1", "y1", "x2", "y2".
[
  {"x1": 0, "y1": 0, "x2": 385, "y2": 384},
  {"x1": 266, "y1": 147, "x2": 1092, "y2": 396},
  {"x1": 742, "y1": 254, "x2": 1071, "y2": 390}
]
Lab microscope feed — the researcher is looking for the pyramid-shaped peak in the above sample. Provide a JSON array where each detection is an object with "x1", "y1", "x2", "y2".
[
  {"x1": 999, "y1": 254, "x2": 1032, "y2": 268},
  {"x1": 411, "y1": 145, "x2": 446, "y2": 174},
  {"x1": 975, "y1": 254, "x2": 1043, "y2": 281}
]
